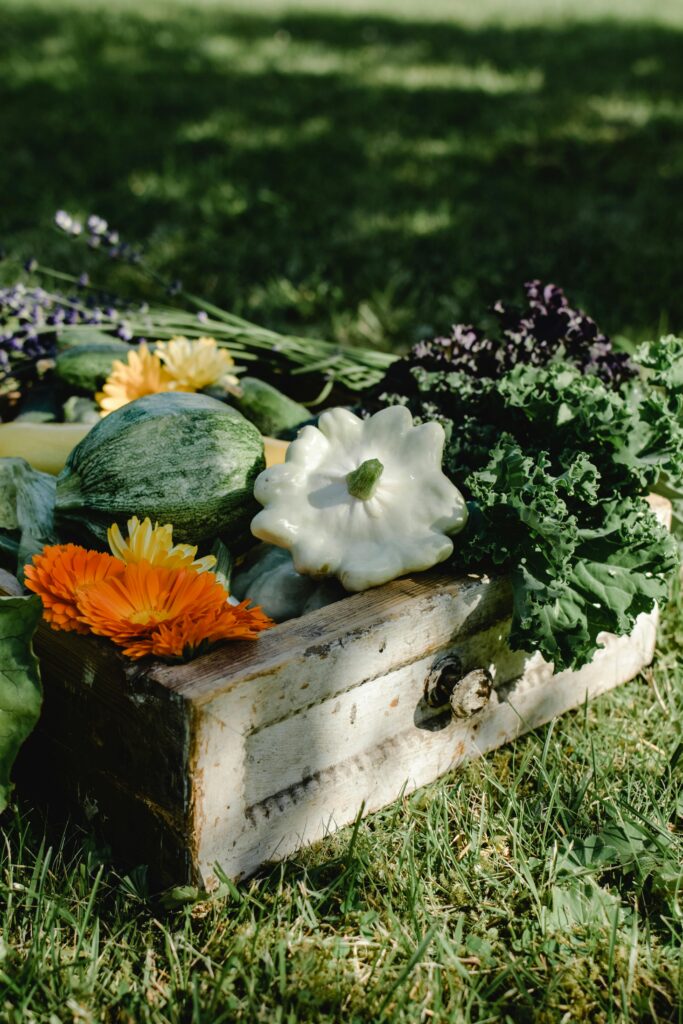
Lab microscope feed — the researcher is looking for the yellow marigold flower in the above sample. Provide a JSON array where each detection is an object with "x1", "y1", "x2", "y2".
[
  {"x1": 96, "y1": 344, "x2": 176, "y2": 414},
  {"x1": 155, "y1": 336, "x2": 239, "y2": 391},
  {"x1": 108, "y1": 516, "x2": 216, "y2": 574}
]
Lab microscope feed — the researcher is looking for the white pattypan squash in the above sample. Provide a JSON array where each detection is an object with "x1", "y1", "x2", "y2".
[{"x1": 250, "y1": 405, "x2": 468, "y2": 592}]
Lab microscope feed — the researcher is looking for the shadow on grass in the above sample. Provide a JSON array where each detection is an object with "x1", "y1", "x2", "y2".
[{"x1": 1, "y1": 5, "x2": 683, "y2": 346}]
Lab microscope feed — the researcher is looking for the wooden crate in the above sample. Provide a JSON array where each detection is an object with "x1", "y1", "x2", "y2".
[{"x1": 5, "y1": 495, "x2": 671, "y2": 889}]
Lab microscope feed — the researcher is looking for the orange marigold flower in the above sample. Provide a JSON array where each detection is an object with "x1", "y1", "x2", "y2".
[
  {"x1": 76, "y1": 561, "x2": 273, "y2": 659},
  {"x1": 24, "y1": 544, "x2": 125, "y2": 634},
  {"x1": 124, "y1": 600, "x2": 274, "y2": 659}
]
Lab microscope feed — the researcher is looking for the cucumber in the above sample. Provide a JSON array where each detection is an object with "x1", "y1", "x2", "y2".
[
  {"x1": 55, "y1": 391, "x2": 265, "y2": 547},
  {"x1": 215, "y1": 376, "x2": 309, "y2": 439},
  {"x1": 54, "y1": 343, "x2": 131, "y2": 393},
  {"x1": 56, "y1": 326, "x2": 123, "y2": 351}
]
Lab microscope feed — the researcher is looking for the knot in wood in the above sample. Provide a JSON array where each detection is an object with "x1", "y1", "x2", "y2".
[
  {"x1": 424, "y1": 653, "x2": 463, "y2": 708},
  {"x1": 449, "y1": 668, "x2": 492, "y2": 719}
]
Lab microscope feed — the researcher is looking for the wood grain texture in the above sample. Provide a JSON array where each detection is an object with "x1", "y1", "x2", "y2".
[
  {"x1": 189, "y1": 607, "x2": 659, "y2": 885},
  {"x1": 1, "y1": 574, "x2": 196, "y2": 879},
  {"x1": 151, "y1": 572, "x2": 513, "y2": 712}
]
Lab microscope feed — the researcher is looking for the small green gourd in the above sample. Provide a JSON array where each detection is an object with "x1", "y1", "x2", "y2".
[
  {"x1": 56, "y1": 327, "x2": 124, "y2": 352},
  {"x1": 232, "y1": 545, "x2": 344, "y2": 622},
  {"x1": 221, "y1": 377, "x2": 310, "y2": 438},
  {"x1": 62, "y1": 396, "x2": 101, "y2": 425}
]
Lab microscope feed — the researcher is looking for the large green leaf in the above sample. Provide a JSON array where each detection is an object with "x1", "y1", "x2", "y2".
[
  {"x1": 0, "y1": 594, "x2": 42, "y2": 814},
  {"x1": 0, "y1": 458, "x2": 57, "y2": 581}
]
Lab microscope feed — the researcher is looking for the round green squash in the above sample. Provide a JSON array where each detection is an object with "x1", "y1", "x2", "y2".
[{"x1": 55, "y1": 392, "x2": 265, "y2": 547}]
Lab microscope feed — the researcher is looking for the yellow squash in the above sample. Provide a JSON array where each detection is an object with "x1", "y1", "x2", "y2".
[{"x1": 0, "y1": 421, "x2": 289, "y2": 475}]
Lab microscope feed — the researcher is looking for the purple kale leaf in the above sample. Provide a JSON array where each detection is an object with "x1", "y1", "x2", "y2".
[{"x1": 381, "y1": 281, "x2": 636, "y2": 396}]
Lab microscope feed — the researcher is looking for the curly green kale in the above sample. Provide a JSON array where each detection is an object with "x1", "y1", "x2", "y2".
[
  {"x1": 379, "y1": 335, "x2": 683, "y2": 671},
  {"x1": 457, "y1": 439, "x2": 677, "y2": 667}
]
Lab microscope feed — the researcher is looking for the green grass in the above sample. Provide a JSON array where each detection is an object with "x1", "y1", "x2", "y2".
[
  {"x1": 1, "y1": 0, "x2": 683, "y2": 1019},
  {"x1": 1, "y1": 0, "x2": 683, "y2": 351},
  {"x1": 2, "y1": 592, "x2": 682, "y2": 1022}
]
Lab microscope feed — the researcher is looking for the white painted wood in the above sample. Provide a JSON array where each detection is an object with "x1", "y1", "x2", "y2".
[
  {"x1": 188, "y1": 604, "x2": 659, "y2": 886},
  {"x1": 183, "y1": 496, "x2": 670, "y2": 886}
]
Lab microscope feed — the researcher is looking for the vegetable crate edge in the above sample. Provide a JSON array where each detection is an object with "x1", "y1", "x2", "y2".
[{"x1": 4, "y1": 493, "x2": 669, "y2": 888}]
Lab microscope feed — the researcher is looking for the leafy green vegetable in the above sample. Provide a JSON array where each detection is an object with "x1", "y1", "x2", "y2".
[
  {"x1": 378, "y1": 335, "x2": 683, "y2": 670},
  {"x1": 0, "y1": 594, "x2": 42, "y2": 814},
  {"x1": 633, "y1": 336, "x2": 683, "y2": 548},
  {"x1": 0, "y1": 458, "x2": 57, "y2": 581},
  {"x1": 458, "y1": 439, "x2": 676, "y2": 666}
]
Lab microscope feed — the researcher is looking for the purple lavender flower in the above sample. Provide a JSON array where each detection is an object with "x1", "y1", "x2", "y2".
[
  {"x1": 0, "y1": 278, "x2": 144, "y2": 386},
  {"x1": 54, "y1": 210, "x2": 83, "y2": 236}
]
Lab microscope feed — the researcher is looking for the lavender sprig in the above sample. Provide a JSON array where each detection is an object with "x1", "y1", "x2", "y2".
[
  {"x1": 4, "y1": 211, "x2": 397, "y2": 397},
  {"x1": 55, "y1": 210, "x2": 142, "y2": 264},
  {"x1": 0, "y1": 279, "x2": 141, "y2": 386}
]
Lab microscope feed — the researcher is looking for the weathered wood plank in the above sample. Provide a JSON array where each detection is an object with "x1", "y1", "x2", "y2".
[
  {"x1": 18, "y1": 622, "x2": 192, "y2": 815},
  {"x1": 242, "y1": 617, "x2": 525, "y2": 808},
  {"x1": 191, "y1": 608, "x2": 658, "y2": 884},
  {"x1": 184, "y1": 494, "x2": 672, "y2": 885},
  {"x1": 151, "y1": 573, "x2": 514, "y2": 716}
]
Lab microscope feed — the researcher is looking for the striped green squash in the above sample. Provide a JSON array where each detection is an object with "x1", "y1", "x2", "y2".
[
  {"x1": 55, "y1": 392, "x2": 264, "y2": 547},
  {"x1": 54, "y1": 343, "x2": 132, "y2": 393}
]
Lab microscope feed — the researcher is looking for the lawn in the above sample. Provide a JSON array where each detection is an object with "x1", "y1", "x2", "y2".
[
  {"x1": 2, "y1": 0, "x2": 683, "y2": 349},
  {"x1": 1, "y1": 0, "x2": 683, "y2": 1020}
]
